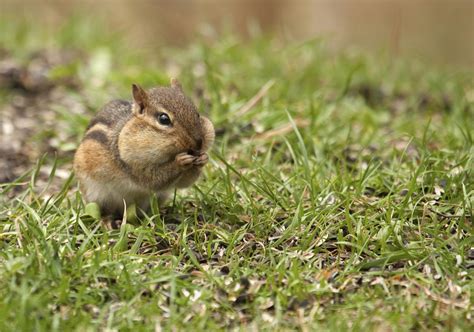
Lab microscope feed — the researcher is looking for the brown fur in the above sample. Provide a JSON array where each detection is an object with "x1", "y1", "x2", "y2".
[
  {"x1": 73, "y1": 78, "x2": 215, "y2": 217},
  {"x1": 75, "y1": 141, "x2": 123, "y2": 179}
]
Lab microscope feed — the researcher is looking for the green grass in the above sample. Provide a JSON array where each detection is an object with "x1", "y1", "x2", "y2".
[{"x1": 0, "y1": 18, "x2": 473, "y2": 331}]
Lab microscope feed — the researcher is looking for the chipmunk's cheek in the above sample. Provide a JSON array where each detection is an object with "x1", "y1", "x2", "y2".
[
  {"x1": 200, "y1": 117, "x2": 215, "y2": 151},
  {"x1": 119, "y1": 125, "x2": 169, "y2": 165},
  {"x1": 170, "y1": 136, "x2": 193, "y2": 156}
]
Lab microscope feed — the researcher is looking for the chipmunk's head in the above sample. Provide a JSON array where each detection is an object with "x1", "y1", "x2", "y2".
[{"x1": 118, "y1": 78, "x2": 214, "y2": 166}]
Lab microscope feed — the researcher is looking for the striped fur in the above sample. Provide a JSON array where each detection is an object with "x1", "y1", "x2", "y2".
[{"x1": 73, "y1": 79, "x2": 215, "y2": 217}]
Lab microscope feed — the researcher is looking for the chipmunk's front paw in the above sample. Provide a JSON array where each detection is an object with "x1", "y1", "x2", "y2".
[
  {"x1": 176, "y1": 152, "x2": 196, "y2": 167},
  {"x1": 193, "y1": 152, "x2": 209, "y2": 167}
]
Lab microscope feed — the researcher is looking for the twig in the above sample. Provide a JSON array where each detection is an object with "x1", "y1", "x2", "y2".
[
  {"x1": 410, "y1": 279, "x2": 469, "y2": 309},
  {"x1": 254, "y1": 118, "x2": 310, "y2": 141},
  {"x1": 235, "y1": 79, "x2": 275, "y2": 116}
]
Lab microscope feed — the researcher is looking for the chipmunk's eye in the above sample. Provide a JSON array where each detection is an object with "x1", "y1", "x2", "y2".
[{"x1": 157, "y1": 113, "x2": 172, "y2": 126}]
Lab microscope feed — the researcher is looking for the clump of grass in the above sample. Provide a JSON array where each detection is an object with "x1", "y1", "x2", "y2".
[{"x1": 0, "y1": 17, "x2": 473, "y2": 331}]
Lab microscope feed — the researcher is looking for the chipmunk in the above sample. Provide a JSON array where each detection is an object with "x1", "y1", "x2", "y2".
[{"x1": 73, "y1": 78, "x2": 215, "y2": 217}]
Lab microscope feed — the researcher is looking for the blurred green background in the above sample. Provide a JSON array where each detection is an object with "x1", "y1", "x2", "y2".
[
  {"x1": 0, "y1": 1, "x2": 473, "y2": 331},
  {"x1": 1, "y1": 0, "x2": 473, "y2": 68}
]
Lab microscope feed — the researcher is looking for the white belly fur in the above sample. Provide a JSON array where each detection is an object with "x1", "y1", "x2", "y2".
[{"x1": 80, "y1": 175, "x2": 166, "y2": 214}]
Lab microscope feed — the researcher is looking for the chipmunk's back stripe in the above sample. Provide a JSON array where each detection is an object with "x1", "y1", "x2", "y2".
[
  {"x1": 84, "y1": 130, "x2": 109, "y2": 146},
  {"x1": 86, "y1": 117, "x2": 113, "y2": 130},
  {"x1": 86, "y1": 100, "x2": 132, "y2": 130}
]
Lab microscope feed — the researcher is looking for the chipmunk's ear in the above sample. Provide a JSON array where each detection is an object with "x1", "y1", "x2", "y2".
[
  {"x1": 132, "y1": 83, "x2": 148, "y2": 115},
  {"x1": 170, "y1": 78, "x2": 183, "y2": 92}
]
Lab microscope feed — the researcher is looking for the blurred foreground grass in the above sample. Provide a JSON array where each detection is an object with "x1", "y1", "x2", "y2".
[{"x1": 0, "y1": 18, "x2": 473, "y2": 331}]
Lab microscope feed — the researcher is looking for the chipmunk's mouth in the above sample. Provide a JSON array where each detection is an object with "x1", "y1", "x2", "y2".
[{"x1": 187, "y1": 149, "x2": 200, "y2": 156}]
